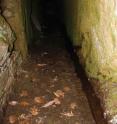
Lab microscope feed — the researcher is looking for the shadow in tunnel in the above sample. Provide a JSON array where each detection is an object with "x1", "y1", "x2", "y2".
[
  {"x1": 31, "y1": 0, "x2": 61, "y2": 37},
  {"x1": 63, "y1": 30, "x2": 108, "y2": 124},
  {"x1": 28, "y1": 0, "x2": 108, "y2": 123}
]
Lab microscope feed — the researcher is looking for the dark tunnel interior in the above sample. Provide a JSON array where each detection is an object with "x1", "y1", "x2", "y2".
[
  {"x1": 27, "y1": 1, "x2": 107, "y2": 123},
  {"x1": 30, "y1": 0, "x2": 63, "y2": 42},
  {"x1": 0, "y1": 0, "x2": 109, "y2": 123}
]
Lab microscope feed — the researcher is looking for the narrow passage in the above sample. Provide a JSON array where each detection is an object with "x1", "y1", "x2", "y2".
[{"x1": 4, "y1": 30, "x2": 97, "y2": 124}]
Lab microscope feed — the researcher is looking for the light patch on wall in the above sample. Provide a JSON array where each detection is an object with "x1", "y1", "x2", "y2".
[{"x1": 114, "y1": 0, "x2": 117, "y2": 16}]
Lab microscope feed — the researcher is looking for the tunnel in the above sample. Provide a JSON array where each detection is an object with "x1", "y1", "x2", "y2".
[
  {"x1": 29, "y1": 0, "x2": 63, "y2": 44},
  {"x1": 0, "y1": 0, "x2": 117, "y2": 124}
]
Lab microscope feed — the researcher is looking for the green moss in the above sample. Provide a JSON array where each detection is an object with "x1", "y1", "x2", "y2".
[
  {"x1": 63, "y1": 0, "x2": 117, "y2": 119},
  {"x1": 64, "y1": 0, "x2": 117, "y2": 82}
]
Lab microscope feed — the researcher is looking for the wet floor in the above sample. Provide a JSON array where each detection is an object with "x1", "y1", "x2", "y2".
[{"x1": 3, "y1": 29, "x2": 105, "y2": 124}]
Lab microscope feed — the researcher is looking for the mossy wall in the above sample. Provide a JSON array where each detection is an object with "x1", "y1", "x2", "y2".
[{"x1": 63, "y1": 0, "x2": 117, "y2": 123}]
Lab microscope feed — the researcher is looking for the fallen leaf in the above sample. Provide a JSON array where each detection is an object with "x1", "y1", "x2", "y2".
[
  {"x1": 19, "y1": 114, "x2": 28, "y2": 120},
  {"x1": 30, "y1": 106, "x2": 39, "y2": 116},
  {"x1": 61, "y1": 111, "x2": 74, "y2": 117},
  {"x1": 35, "y1": 116, "x2": 46, "y2": 124},
  {"x1": 70, "y1": 102, "x2": 77, "y2": 110},
  {"x1": 9, "y1": 101, "x2": 18, "y2": 106},
  {"x1": 42, "y1": 98, "x2": 61, "y2": 108},
  {"x1": 20, "y1": 101, "x2": 30, "y2": 107},
  {"x1": 54, "y1": 98, "x2": 61, "y2": 105},
  {"x1": 18, "y1": 114, "x2": 32, "y2": 124},
  {"x1": 41, "y1": 100, "x2": 55, "y2": 108},
  {"x1": 54, "y1": 90, "x2": 64, "y2": 98},
  {"x1": 20, "y1": 90, "x2": 28, "y2": 97},
  {"x1": 63, "y1": 86, "x2": 71, "y2": 92},
  {"x1": 37, "y1": 63, "x2": 47, "y2": 67},
  {"x1": 34, "y1": 97, "x2": 45, "y2": 104},
  {"x1": 9, "y1": 115, "x2": 17, "y2": 124}
]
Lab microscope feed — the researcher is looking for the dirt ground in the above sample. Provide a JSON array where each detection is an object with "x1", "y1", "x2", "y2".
[{"x1": 3, "y1": 29, "x2": 105, "y2": 124}]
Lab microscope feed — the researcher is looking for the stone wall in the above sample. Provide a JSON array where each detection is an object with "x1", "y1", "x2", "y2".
[
  {"x1": 1, "y1": 0, "x2": 28, "y2": 58},
  {"x1": 0, "y1": 14, "x2": 22, "y2": 121},
  {"x1": 0, "y1": 51, "x2": 21, "y2": 120},
  {"x1": 0, "y1": 0, "x2": 28, "y2": 120},
  {"x1": 63, "y1": 0, "x2": 117, "y2": 123}
]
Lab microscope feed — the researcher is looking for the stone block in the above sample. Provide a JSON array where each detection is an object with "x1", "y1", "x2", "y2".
[{"x1": 0, "y1": 43, "x2": 8, "y2": 63}]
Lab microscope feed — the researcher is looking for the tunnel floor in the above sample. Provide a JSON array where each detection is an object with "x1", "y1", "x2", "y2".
[{"x1": 4, "y1": 28, "x2": 102, "y2": 124}]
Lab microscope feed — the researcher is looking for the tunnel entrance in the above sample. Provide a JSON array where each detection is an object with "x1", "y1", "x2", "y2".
[
  {"x1": 1, "y1": 0, "x2": 107, "y2": 124},
  {"x1": 25, "y1": 0, "x2": 63, "y2": 45},
  {"x1": 31, "y1": 0, "x2": 60, "y2": 31}
]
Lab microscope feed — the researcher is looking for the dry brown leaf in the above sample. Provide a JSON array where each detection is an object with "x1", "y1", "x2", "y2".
[
  {"x1": 54, "y1": 90, "x2": 64, "y2": 98},
  {"x1": 63, "y1": 86, "x2": 71, "y2": 92},
  {"x1": 20, "y1": 101, "x2": 30, "y2": 107},
  {"x1": 9, "y1": 115, "x2": 17, "y2": 124},
  {"x1": 19, "y1": 113, "x2": 32, "y2": 120},
  {"x1": 34, "y1": 97, "x2": 45, "y2": 104},
  {"x1": 54, "y1": 98, "x2": 61, "y2": 105},
  {"x1": 61, "y1": 111, "x2": 74, "y2": 117},
  {"x1": 9, "y1": 101, "x2": 18, "y2": 106},
  {"x1": 70, "y1": 102, "x2": 77, "y2": 110},
  {"x1": 20, "y1": 90, "x2": 28, "y2": 97},
  {"x1": 30, "y1": 106, "x2": 39, "y2": 116}
]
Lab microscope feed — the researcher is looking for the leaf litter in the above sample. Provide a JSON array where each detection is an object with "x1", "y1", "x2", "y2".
[
  {"x1": 37, "y1": 63, "x2": 47, "y2": 67},
  {"x1": 30, "y1": 106, "x2": 39, "y2": 116},
  {"x1": 34, "y1": 96, "x2": 45, "y2": 104},
  {"x1": 9, "y1": 101, "x2": 18, "y2": 106},
  {"x1": 63, "y1": 86, "x2": 71, "y2": 92},
  {"x1": 20, "y1": 90, "x2": 28, "y2": 97},
  {"x1": 9, "y1": 115, "x2": 18, "y2": 124},
  {"x1": 19, "y1": 113, "x2": 31, "y2": 120},
  {"x1": 20, "y1": 101, "x2": 30, "y2": 107},
  {"x1": 61, "y1": 111, "x2": 74, "y2": 118},
  {"x1": 42, "y1": 98, "x2": 61, "y2": 108},
  {"x1": 70, "y1": 102, "x2": 77, "y2": 110},
  {"x1": 54, "y1": 90, "x2": 65, "y2": 98}
]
